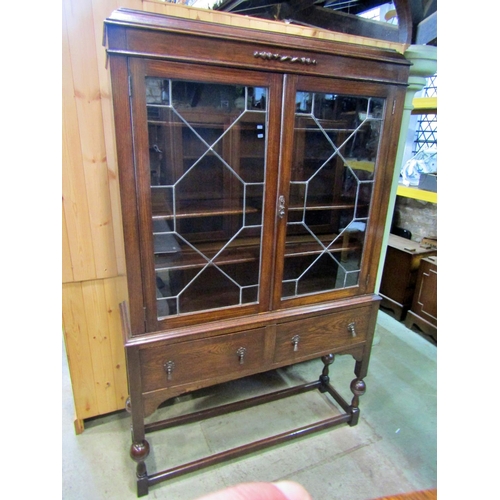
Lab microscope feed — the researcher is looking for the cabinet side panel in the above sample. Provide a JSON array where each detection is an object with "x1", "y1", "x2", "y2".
[
  {"x1": 361, "y1": 86, "x2": 408, "y2": 293},
  {"x1": 109, "y1": 55, "x2": 146, "y2": 335}
]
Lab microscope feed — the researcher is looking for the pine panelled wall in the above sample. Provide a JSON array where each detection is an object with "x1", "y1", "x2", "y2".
[
  {"x1": 62, "y1": 0, "x2": 142, "y2": 433},
  {"x1": 62, "y1": 0, "x2": 408, "y2": 433}
]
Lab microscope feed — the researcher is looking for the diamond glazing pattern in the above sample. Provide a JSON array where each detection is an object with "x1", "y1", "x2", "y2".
[
  {"x1": 146, "y1": 78, "x2": 268, "y2": 317},
  {"x1": 282, "y1": 91, "x2": 385, "y2": 298}
]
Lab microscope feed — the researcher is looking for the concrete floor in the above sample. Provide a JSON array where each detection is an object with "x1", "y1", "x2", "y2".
[{"x1": 62, "y1": 311, "x2": 437, "y2": 499}]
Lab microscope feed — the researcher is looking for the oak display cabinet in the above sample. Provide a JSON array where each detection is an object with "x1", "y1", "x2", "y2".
[{"x1": 105, "y1": 8, "x2": 410, "y2": 496}]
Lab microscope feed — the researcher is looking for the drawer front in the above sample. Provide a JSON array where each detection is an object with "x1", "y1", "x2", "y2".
[
  {"x1": 274, "y1": 306, "x2": 370, "y2": 364},
  {"x1": 140, "y1": 328, "x2": 266, "y2": 392}
]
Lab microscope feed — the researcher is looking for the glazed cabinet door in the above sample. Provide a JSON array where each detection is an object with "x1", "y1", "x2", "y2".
[
  {"x1": 128, "y1": 58, "x2": 282, "y2": 332},
  {"x1": 273, "y1": 74, "x2": 399, "y2": 309}
]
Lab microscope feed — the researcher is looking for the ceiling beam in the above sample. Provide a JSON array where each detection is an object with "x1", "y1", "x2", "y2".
[
  {"x1": 216, "y1": 0, "x2": 416, "y2": 45},
  {"x1": 287, "y1": 6, "x2": 400, "y2": 41},
  {"x1": 393, "y1": 0, "x2": 412, "y2": 45}
]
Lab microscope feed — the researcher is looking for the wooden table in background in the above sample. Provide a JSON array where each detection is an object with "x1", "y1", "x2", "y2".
[{"x1": 379, "y1": 234, "x2": 437, "y2": 321}]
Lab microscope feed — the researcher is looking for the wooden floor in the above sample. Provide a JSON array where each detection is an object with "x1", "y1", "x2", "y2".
[{"x1": 375, "y1": 489, "x2": 437, "y2": 499}]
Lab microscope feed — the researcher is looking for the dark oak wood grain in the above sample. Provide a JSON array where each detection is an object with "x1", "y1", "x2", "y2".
[{"x1": 107, "y1": 8, "x2": 409, "y2": 496}]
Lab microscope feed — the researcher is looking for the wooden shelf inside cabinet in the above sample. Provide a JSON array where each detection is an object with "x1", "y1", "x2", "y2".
[
  {"x1": 155, "y1": 238, "x2": 261, "y2": 271},
  {"x1": 147, "y1": 106, "x2": 246, "y2": 124},
  {"x1": 284, "y1": 233, "x2": 361, "y2": 258},
  {"x1": 152, "y1": 200, "x2": 259, "y2": 221},
  {"x1": 301, "y1": 160, "x2": 375, "y2": 173},
  {"x1": 154, "y1": 232, "x2": 361, "y2": 271},
  {"x1": 288, "y1": 202, "x2": 360, "y2": 212}
]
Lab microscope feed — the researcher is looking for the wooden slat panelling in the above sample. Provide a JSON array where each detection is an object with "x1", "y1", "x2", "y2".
[
  {"x1": 91, "y1": 0, "x2": 130, "y2": 277},
  {"x1": 62, "y1": 276, "x2": 128, "y2": 431},
  {"x1": 62, "y1": 0, "x2": 141, "y2": 430},
  {"x1": 62, "y1": 281, "x2": 99, "y2": 423},
  {"x1": 62, "y1": 205, "x2": 74, "y2": 284},
  {"x1": 62, "y1": 12, "x2": 96, "y2": 282},
  {"x1": 80, "y1": 279, "x2": 121, "y2": 414},
  {"x1": 63, "y1": 0, "x2": 118, "y2": 281},
  {"x1": 103, "y1": 276, "x2": 130, "y2": 409}
]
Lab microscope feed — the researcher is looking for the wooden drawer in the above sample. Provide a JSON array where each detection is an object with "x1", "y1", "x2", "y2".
[
  {"x1": 140, "y1": 328, "x2": 267, "y2": 393},
  {"x1": 274, "y1": 307, "x2": 369, "y2": 364}
]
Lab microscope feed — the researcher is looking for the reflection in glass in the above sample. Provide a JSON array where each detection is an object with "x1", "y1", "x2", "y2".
[
  {"x1": 146, "y1": 78, "x2": 268, "y2": 318},
  {"x1": 282, "y1": 91, "x2": 385, "y2": 299}
]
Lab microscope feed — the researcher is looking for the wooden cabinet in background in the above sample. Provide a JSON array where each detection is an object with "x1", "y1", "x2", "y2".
[
  {"x1": 405, "y1": 255, "x2": 437, "y2": 341},
  {"x1": 379, "y1": 234, "x2": 437, "y2": 321},
  {"x1": 105, "y1": 7, "x2": 409, "y2": 496}
]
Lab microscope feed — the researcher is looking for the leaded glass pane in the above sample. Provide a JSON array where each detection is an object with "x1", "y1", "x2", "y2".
[
  {"x1": 281, "y1": 91, "x2": 385, "y2": 299},
  {"x1": 146, "y1": 77, "x2": 268, "y2": 318}
]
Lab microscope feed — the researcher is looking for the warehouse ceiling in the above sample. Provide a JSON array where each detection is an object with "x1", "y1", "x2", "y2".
[{"x1": 212, "y1": 0, "x2": 437, "y2": 46}]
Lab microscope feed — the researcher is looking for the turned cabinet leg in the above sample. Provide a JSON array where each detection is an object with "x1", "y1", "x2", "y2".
[
  {"x1": 127, "y1": 393, "x2": 150, "y2": 496},
  {"x1": 348, "y1": 378, "x2": 366, "y2": 427},
  {"x1": 136, "y1": 461, "x2": 149, "y2": 497},
  {"x1": 319, "y1": 353, "x2": 335, "y2": 392},
  {"x1": 131, "y1": 439, "x2": 150, "y2": 496},
  {"x1": 136, "y1": 462, "x2": 149, "y2": 497}
]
